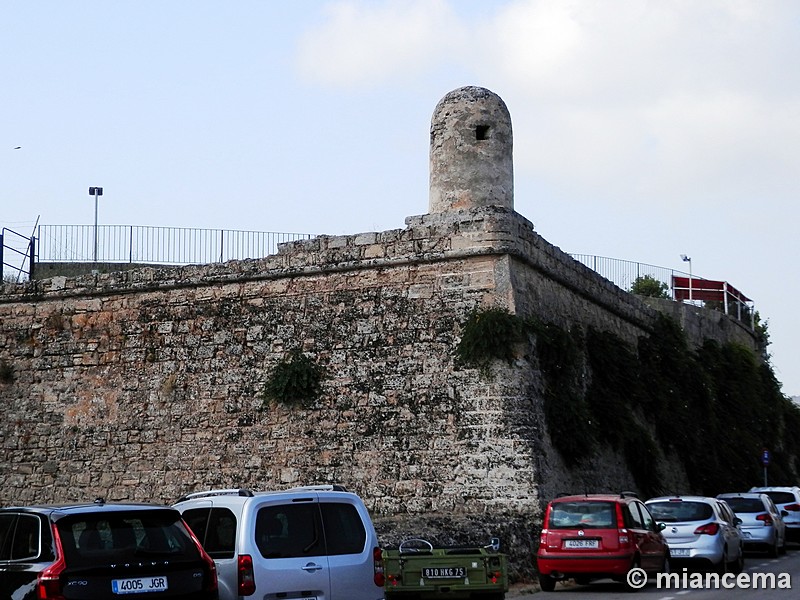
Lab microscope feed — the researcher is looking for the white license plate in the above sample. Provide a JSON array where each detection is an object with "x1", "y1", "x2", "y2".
[
  {"x1": 112, "y1": 577, "x2": 168, "y2": 594},
  {"x1": 564, "y1": 539, "x2": 599, "y2": 549},
  {"x1": 671, "y1": 549, "x2": 691, "y2": 557}
]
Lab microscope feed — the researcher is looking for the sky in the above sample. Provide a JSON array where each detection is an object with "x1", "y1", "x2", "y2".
[{"x1": 2, "y1": 0, "x2": 799, "y2": 396}]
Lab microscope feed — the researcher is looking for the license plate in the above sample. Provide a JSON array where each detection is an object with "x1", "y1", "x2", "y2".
[
  {"x1": 563, "y1": 539, "x2": 599, "y2": 549},
  {"x1": 112, "y1": 577, "x2": 168, "y2": 594},
  {"x1": 423, "y1": 566, "x2": 467, "y2": 579},
  {"x1": 671, "y1": 549, "x2": 691, "y2": 557}
]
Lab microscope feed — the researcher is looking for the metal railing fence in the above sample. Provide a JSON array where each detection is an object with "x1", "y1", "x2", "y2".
[
  {"x1": 36, "y1": 224, "x2": 314, "y2": 266},
  {"x1": 569, "y1": 253, "x2": 692, "y2": 298}
]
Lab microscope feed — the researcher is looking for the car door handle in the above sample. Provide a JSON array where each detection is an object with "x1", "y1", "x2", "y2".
[{"x1": 301, "y1": 563, "x2": 323, "y2": 572}]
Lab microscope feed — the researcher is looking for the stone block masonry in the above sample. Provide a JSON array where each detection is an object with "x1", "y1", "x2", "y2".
[{"x1": 1, "y1": 205, "x2": 744, "y2": 580}]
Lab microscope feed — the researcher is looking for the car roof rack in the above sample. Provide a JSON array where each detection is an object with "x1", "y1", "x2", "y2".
[
  {"x1": 289, "y1": 484, "x2": 349, "y2": 493},
  {"x1": 620, "y1": 491, "x2": 639, "y2": 498},
  {"x1": 174, "y1": 488, "x2": 255, "y2": 503}
]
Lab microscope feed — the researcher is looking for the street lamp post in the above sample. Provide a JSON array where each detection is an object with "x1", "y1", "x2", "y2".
[
  {"x1": 89, "y1": 187, "x2": 103, "y2": 263},
  {"x1": 681, "y1": 254, "x2": 692, "y2": 302}
]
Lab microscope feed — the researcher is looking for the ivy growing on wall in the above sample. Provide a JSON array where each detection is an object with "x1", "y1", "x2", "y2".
[
  {"x1": 457, "y1": 307, "x2": 800, "y2": 497},
  {"x1": 530, "y1": 320, "x2": 594, "y2": 466},
  {"x1": 455, "y1": 307, "x2": 526, "y2": 371},
  {"x1": 262, "y1": 349, "x2": 325, "y2": 406}
]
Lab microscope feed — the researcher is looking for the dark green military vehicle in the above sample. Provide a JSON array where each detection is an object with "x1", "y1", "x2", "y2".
[{"x1": 382, "y1": 538, "x2": 508, "y2": 600}]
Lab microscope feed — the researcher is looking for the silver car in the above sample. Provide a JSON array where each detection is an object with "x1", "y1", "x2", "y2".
[
  {"x1": 718, "y1": 492, "x2": 786, "y2": 556},
  {"x1": 750, "y1": 486, "x2": 800, "y2": 544},
  {"x1": 645, "y1": 496, "x2": 744, "y2": 573},
  {"x1": 174, "y1": 485, "x2": 384, "y2": 600}
]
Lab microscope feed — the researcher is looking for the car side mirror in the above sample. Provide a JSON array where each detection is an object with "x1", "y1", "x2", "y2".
[
  {"x1": 782, "y1": 510, "x2": 789, "y2": 517},
  {"x1": 658, "y1": 522, "x2": 667, "y2": 531},
  {"x1": 734, "y1": 517, "x2": 742, "y2": 526}
]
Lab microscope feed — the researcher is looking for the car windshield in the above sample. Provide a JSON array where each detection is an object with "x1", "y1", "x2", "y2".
[
  {"x1": 723, "y1": 497, "x2": 765, "y2": 513},
  {"x1": 57, "y1": 509, "x2": 201, "y2": 567},
  {"x1": 646, "y1": 501, "x2": 713, "y2": 522},
  {"x1": 762, "y1": 492, "x2": 795, "y2": 505},
  {"x1": 547, "y1": 501, "x2": 616, "y2": 529}
]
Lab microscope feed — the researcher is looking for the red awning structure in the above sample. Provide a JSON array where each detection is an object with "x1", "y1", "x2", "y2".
[
  {"x1": 672, "y1": 276, "x2": 754, "y2": 327},
  {"x1": 672, "y1": 277, "x2": 751, "y2": 303}
]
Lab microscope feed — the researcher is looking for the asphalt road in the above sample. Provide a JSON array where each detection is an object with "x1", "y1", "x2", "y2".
[{"x1": 508, "y1": 547, "x2": 800, "y2": 599}]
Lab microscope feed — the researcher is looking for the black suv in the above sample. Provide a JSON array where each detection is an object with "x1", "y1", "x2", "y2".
[{"x1": 0, "y1": 499, "x2": 218, "y2": 599}]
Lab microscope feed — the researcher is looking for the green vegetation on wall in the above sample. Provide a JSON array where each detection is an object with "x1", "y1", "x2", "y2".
[
  {"x1": 530, "y1": 321, "x2": 594, "y2": 466},
  {"x1": 630, "y1": 275, "x2": 670, "y2": 299},
  {"x1": 262, "y1": 349, "x2": 325, "y2": 406},
  {"x1": 455, "y1": 307, "x2": 525, "y2": 372},
  {"x1": 458, "y1": 308, "x2": 800, "y2": 497}
]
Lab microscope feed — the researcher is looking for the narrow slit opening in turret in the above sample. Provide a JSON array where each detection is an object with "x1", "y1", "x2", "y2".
[{"x1": 475, "y1": 125, "x2": 489, "y2": 140}]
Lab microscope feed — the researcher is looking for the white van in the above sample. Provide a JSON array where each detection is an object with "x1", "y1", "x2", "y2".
[{"x1": 174, "y1": 485, "x2": 385, "y2": 600}]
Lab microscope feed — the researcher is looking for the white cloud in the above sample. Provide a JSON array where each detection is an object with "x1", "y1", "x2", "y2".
[
  {"x1": 478, "y1": 0, "x2": 800, "y2": 209},
  {"x1": 296, "y1": 0, "x2": 466, "y2": 87}
]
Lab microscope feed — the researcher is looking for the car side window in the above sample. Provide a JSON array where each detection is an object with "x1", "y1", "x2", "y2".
[
  {"x1": 765, "y1": 497, "x2": 778, "y2": 514},
  {"x1": 182, "y1": 508, "x2": 211, "y2": 544},
  {"x1": 182, "y1": 507, "x2": 236, "y2": 560},
  {"x1": 0, "y1": 513, "x2": 17, "y2": 560},
  {"x1": 624, "y1": 503, "x2": 644, "y2": 529},
  {"x1": 255, "y1": 504, "x2": 325, "y2": 559},
  {"x1": 320, "y1": 502, "x2": 367, "y2": 556},
  {"x1": 0, "y1": 514, "x2": 41, "y2": 561},
  {"x1": 717, "y1": 501, "x2": 734, "y2": 525},
  {"x1": 637, "y1": 503, "x2": 656, "y2": 531}
]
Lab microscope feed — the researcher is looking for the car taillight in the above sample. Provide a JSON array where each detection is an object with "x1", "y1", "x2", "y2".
[
  {"x1": 37, "y1": 523, "x2": 66, "y2": 600},
  {"x1": 694, "y1": 522, "x2": 720, "y2": 535},
  {"x1": 617, "y1": 505, "x2": 630, "y2": 545},
  {"x1": 539, "y1": 529, "x2": 548, "y2": 546},
  {"x1": 618, "y1": 529, "x2": 630, "y2": 546},
  {"x1": 784, "y1": 503, "x2": 800, "y2": 511},
  {"x1": 756, "y1": 513, "x2": 774, "y2": 525},
  {"x1": 238, "y1": 554, "x2": 256, "y2": 596},
  {"x1": 373, "y1": 547, "x2": 385, "y2": 586}
]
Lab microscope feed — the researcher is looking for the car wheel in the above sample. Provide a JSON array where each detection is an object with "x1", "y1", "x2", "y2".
[
  {"x1": 662, "y1": 553, "x2": 670, "y2": 574},
  {"x1": 538, "y1": 574, "x2": 556, "y2": 592},
  {"x1": 623, "y1": 557, "x2": 642, "y2": 592},
  {"x1": 716, "y1": 551, "x2": 728, "y2": 575},
  {"x1": 729, "y1": 547, "x2": 744, "y2": 574},
  {"x1": 769, "y1": 538, "x2": 779, "y2": 558}
]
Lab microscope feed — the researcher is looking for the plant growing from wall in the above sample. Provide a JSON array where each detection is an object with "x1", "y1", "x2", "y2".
[
  {"x1": 630, "y1": 275, "x2": 670, "y2": 299},
  {"x1": 262, "y1": 349, "x2": 325, "y2": 406},
  {"x1": 455, "y1": 307, "x2": 526, "y2": 372}
]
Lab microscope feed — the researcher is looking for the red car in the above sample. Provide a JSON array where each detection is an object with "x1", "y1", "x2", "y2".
[{"x1": 536, "y1": 493, "x2": 670, "y2": 591}]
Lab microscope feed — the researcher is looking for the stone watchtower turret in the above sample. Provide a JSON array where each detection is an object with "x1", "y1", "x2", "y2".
[{"x1": 429, "y1": 86, "x2": 514, "y2": 214}]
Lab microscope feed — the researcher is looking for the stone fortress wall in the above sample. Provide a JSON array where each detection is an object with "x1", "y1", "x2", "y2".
[{"x1": 0, "y1": 87, "x2": 756, "y2": 579}]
